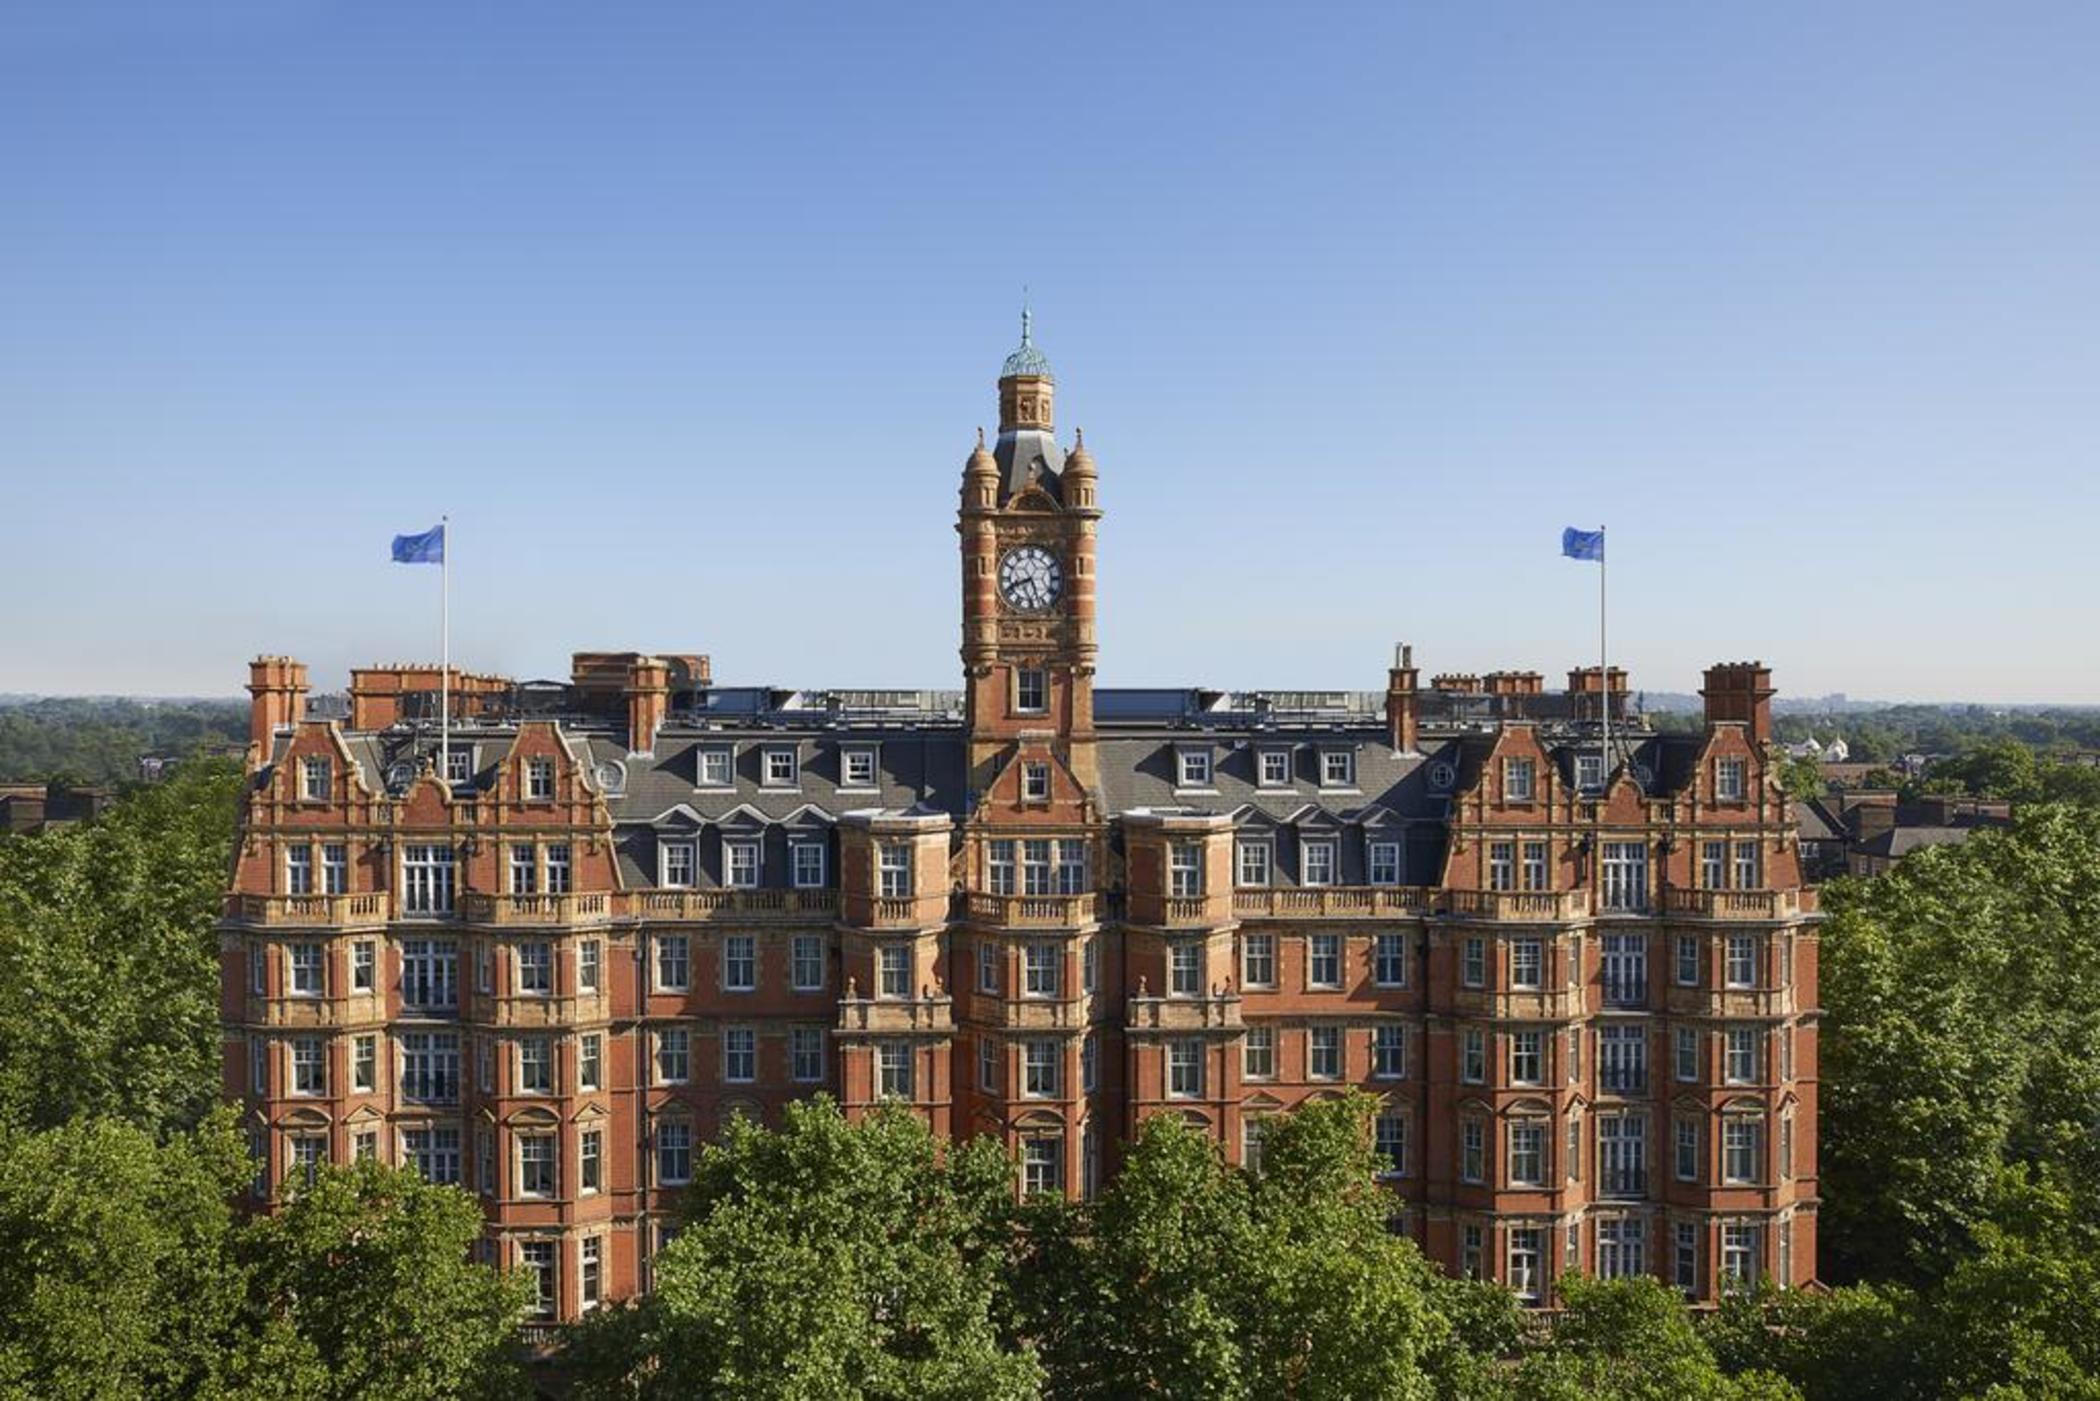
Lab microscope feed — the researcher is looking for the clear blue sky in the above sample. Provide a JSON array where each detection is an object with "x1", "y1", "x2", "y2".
[{"x1": 5, "y1": 2, "x2": 2097, "y2": 703}]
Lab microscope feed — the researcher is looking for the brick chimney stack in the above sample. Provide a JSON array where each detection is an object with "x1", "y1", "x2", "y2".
[
  {"x1": 1566, "y1": 666, "x2": 1630, "y2": 724},
  {"x1": 1700, "y1": 661, "x2": 1775, "y2": 744},
  {"x1": 246, "y1": 656, "x2": 310, "y2": 750},
  {"x1": 625, "y1": 656, "x2": 671, "y2": 756},
  {"x1": 1385, "y1": 643, "x2": 1420, "y2": 753}
]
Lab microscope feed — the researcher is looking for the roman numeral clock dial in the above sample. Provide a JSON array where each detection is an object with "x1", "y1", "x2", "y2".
[{"x1": 998, "y1": 545, "x2": 1063, "y2": 613}]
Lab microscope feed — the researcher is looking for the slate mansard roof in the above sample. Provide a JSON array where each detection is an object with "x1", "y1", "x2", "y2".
[{"x1": 274, "y1": 679, "x2": 1722, "y2": 895}]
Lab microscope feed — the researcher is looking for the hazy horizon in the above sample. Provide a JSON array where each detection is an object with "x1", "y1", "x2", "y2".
[{"x1": 6, "y1": 4, "x2": 2098, "y2": 701}]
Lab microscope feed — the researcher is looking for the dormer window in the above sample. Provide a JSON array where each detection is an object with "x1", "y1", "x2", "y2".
[
  {"x1": 725, "y1": 840, "x2": 761, "y2": 889},
  {"x1": 1015, "y1": 667, "x2": 1048, "y2": 715},
  {"x1": 840, "y1": 745, "x2": 878, "y2": 790},
  {"x1": 1319, "y1": 749, "x2": 1355, "y2": 789},
  {"x1": 445, "y1": 747, "x2": 472, "y2": 784},
  {"x1": 660, "y1": 841, "x2": 696, "y2": 889},
  {"x1": 301, "y1": 756, "x2": 330, "y2": 801},
  {"x1": 1504, "y1": 757, "x2": 1535, "y2": 802},
  {"x1": 1258, "y1": 748, "x2": 1292, "y2": 787},
  {"x1": 1576, "y1": 753, "x2": 1605, "y2": 794},
  {"x1": 763, "y1": 747, "x2": 799, "y2": 788},
  {"x1": 792, "y1": 841, "x2": 827, "y2": 889},
  {"x1": 698, "y1": 747, "x2": 732, "y2": 788},
  {"x1": 526, "y1": 757, "x2": 555, "y2": 801},
  {"x1": 1301, "y1": 839, "x2": 1337, "y2": 887},
  {"x1": 1022, "y1": 763, "x2": 1051, "y2": 803},
  {"x1": 1176, "y1": 747, "x2": 1212, "y2": 789}
]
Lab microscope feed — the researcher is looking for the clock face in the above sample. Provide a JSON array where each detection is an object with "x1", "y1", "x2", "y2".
[{"x1": 998, "y1": 545, "x2": 1064, "y2": 612}]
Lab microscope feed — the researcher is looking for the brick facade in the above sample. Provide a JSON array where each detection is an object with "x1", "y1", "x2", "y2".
[{"x1": 223, "y1": 329, "x2": 1818, "y2": 1325}]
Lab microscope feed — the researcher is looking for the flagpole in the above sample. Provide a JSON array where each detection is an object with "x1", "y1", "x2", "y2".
[
  {"x1": 1599, "y1": 521, "x2": 1608, "y2": 792},
  {"x1": 441, "y1": 514, "x2": 450, "y2": 784}
]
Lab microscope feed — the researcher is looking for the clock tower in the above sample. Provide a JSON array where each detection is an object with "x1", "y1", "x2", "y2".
[{"x1": 959, "y1": 309, "x2": 1101, "y2": 802}]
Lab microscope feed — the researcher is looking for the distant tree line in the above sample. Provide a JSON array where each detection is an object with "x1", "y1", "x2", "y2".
[
  {"x1": 1648, "y1": 704, "x2": 2100, "y2": 765},
  {"x1": 0, "y1": 696, "x2": 247, "y2": 788}
]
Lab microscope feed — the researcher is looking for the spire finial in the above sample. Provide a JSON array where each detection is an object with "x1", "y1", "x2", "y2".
[
  {"x1": 1074, "y1": 426, "x2": 1084, "y2": 448},
  {"x1": 977, "y1": 426, "x2": 986, "y2": 449},
  {"x1": 1022, "y1": 285, "x2": 1034, "y2": 346}
]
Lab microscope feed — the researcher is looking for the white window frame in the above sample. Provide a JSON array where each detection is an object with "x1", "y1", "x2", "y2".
[
  {"x1": 1308, "y1": 932, "x2": 1342, "y2": 989},
  {"x1": 1373, "y1": 1024, "x2": 1406, "y2": 1079},
  {"x1": 1504, "y1": 756, "x2": 1536, "y2": 802},
  {"x1": 518, "y1": 1133, "x2": 557, "y2": 1197},
  {"x1": 1368, "y1": 841, "x2": 1401, "y2": 886},
  {"x1": 1021, "y1": 762, "x2": 1051, "y2": 803},
  {"x1": 1300, "y1": 838, "x2": 1337, "y2": 887},
  {"x1": 697, "y1": 747, "x2": 732, "y2": 788},
  {"x1": 655, "y1": 1027, "x2": 690, "y2": 1085},
  {"x1": 840, "y1": 746, "x2": 878, "y2": 791},
  {"x1": 723, "y1": 934, "x2": 757, "y2": 992},
  {"x1": 526, "y1": 757, "x2": 555, "y2": 802},
  {"x1": 1176, "y1": 747, "x2": 1213, "y2": 788},
  {"x1": 791, "y1": 841, "x2": 827, "y2": 889},
  {"x1": 790, "y1": 1026, "x2": 825, "y2": 1083},
  {"x1": 1510, "y1": 938, "x2": 1543, "y2": 990},
  {"x1": 1257, "y1": 747, "x2": 1292, "y2": 787},
  {"x1": 762, "y1": 747, "x2": 799, "y2": 788},
  {"x1": 724, "y1": 840, "x2": 761, "y2": 890},
  {"x1": 660, "y1": 841, "x2": 696, "y2": 889},
  {"x1": 722, "y1": 1026, "x2": 757, "y2": 1084},
  {"x1": 1243, "y1": 1025, "x2": 1276, "y2": 1080},
  {"x1": 1014, "y1": 666, "x2": 1048, "y2": 715},
  {"x1": 655, "y1": 935, "x2": 691, "y2": 992},
  {"x1": 1318, "y1": 748, "x2": 1355, "y2": 788},
  {"x1": 1166, "y1": 1039, "x2": 1204, "y2": 1098},
  {"x1": 1242, "y1": 932, "x2": 1276, "y2": 988},
  {"x1": 1235, "y1": 840, "x2": 1272, "y2": 888},
  {"x1": 1373, "y1": 932, "x2": 1406, "y2": 987},
  {"x1": 1302, "y1": 1024, "x2": 1339, "y2": 1081},
  {"x1": 791, "y1": 934, "x2": 825, "y2": 992}
]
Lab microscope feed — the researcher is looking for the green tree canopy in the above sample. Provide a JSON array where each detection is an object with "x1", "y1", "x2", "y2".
[
  {"x1": 568, "y1": 1098, "x2": 1039, "y2": 1401},
  {"x1": 1017, "y1": 1093, "x2": 1448, "y2": 1401},
  {"x1": 0, "y1": 758, "x2": 240, "y2": 1135}
]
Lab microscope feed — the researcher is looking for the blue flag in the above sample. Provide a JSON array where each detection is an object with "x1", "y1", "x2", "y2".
[
  {"x1": 391, "y1": 523, "x2": 445, "y2": 564},
  {"x1": 1561, "y1": 526, "x2": 1604, "y2": 562}
]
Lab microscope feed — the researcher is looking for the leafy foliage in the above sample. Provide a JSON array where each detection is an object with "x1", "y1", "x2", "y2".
[
  {"x1": 0, "y1": 1114, "x2": 526, "y2": 1401},
  {"x1": 0, "y1": 757, "x2": 241, "y2": 1135},
  {"x1": 1818, "y1": 807, "x2": 2100, "y2": 1284},
  {"x1": 568, "y1": 1098, "x2": 1040, "y2": 1401}
]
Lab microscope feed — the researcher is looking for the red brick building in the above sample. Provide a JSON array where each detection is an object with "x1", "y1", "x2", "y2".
[{"x1": 224, "y1": 323, "x2": 1818, "y2": 1323}]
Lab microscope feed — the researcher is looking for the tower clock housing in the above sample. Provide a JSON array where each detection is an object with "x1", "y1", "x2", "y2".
[{"x1": 958, "y1": 311, "x2": 1101, "y2": 801}]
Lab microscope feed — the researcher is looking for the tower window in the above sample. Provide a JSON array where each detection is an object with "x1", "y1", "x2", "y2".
[{"x1": 1015, "y1": 667, "x2": 1048, "y2": 715}]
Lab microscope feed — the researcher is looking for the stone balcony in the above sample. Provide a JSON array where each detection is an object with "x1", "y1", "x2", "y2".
[
  {"x1": 227, "y1": 892, "x2": 391, "y2": 928},
  {"x1": 1126, "y1": 992, "x2": 1244, "y2": 1035},
  {"x1": 964, "y1": 891, "x2": 1104, "y2": 931},
  {"x1": 1232, "y1": 886, "x2": 1436, "y2": 919},
  {"x1": 1661, "y1": 888, "x2": 1814, "y2": 921},
  {"x1": 1451, "y1": 986, "x2": 1584, "y2": 1021},
  {"x1": 986, "y1": 995, "x2": 1092, "y2": 1031},
  {"x1": 628, "y1": 889, "x2": 839, "y2": 923},
  {"x1": 459, "y1": 892, "x2": 613, "y2": 927},
  {"x1": 1441, "y1": 890, "x2": 1592, "y2": 923},
  {"x1": 479, "y1": 991, "x2": 613, "y2": 1028},
  {"x1": 1664, "y1": 985, "x2": 1799, "y2": 1019},
  {"x1": 836, "y1": 993, "x2": 954, "y2": 1037}
]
